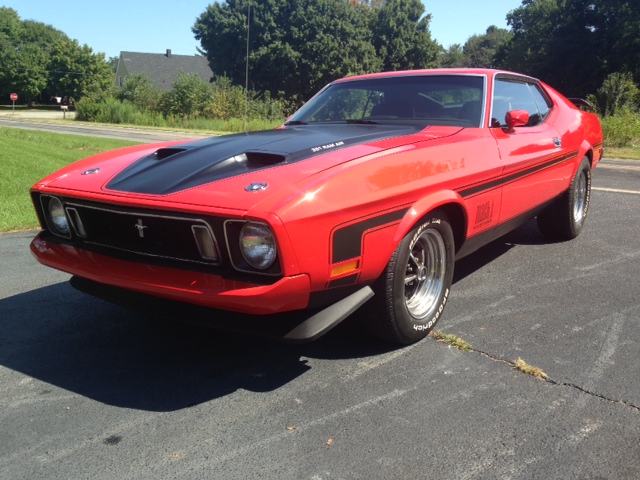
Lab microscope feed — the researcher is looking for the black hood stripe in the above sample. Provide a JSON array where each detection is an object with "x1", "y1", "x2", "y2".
[{"x1": 107, "y1": 124, "x2": 423, "y2": 195}]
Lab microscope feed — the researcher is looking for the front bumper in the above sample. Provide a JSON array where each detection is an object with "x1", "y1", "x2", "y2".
[{"x1": 30, "y1": 233, "x2": 310, "y2": 315}]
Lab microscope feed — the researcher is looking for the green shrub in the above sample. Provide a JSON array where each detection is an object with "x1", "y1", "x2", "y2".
[
  {"x1": 79, "y1": 73, "x2": 291, "y2": 132},
  {"x1": 587, "y1": 72, "x2": 639, "y2": 117},
  {"x1": 601, "y1": 109, "x2": 640, "y2": 148},
  {"x1": 115, "y1": 73, "x2": 163, "y2": 112},
  {"x1": 205, "y1": 76, "x2": 293, "y2": 121},
  {"x1": 160, "y1": 72, "x2": 213, "y2": 119},
  {"x1": 75, "y1": 98, "x2": 103, "y2": 122}
]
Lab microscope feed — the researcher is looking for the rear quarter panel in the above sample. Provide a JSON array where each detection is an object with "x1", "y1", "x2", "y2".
[{"x1": 542, "y1": 82, "x2": 604, "y2": 167}]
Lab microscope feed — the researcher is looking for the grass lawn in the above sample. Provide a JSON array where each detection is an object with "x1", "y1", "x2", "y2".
[
  {"x1": 606, "y1": 146, "x2": 640, "y2": 160},
  {"x1": 0, "y1": 128, "x2": 138, "y2": 232}
]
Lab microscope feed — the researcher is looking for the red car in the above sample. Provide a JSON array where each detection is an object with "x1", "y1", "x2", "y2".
[{"x1": 30, "y1": 69, "x2": 603, "y2": 344}]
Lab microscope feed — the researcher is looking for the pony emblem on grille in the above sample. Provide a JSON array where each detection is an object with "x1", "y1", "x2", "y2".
[{"x1": 135, "y1": 219, "x2": 147, "y2": 238}]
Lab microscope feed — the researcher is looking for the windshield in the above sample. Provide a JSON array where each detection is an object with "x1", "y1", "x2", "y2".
[{"x1": 287, "y1": 75, "x2": 485, "y2": 128}]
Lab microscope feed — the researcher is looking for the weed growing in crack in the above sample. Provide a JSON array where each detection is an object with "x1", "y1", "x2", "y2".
[
  {"x1": 514, "y1": 358, "x2": 548, "y2": 380},
  {"x1": 429, "y1": 330, "x2": 471, "y2": 351}
]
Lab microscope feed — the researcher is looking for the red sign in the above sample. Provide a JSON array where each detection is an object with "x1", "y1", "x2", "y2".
[{"x1": 10, "y1": 93, "x2": 18, "y2": 101}]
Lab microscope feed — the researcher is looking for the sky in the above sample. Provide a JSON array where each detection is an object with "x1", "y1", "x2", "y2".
[{"x1": 3, "y1": 0, "x2": 522, "y2": 59}]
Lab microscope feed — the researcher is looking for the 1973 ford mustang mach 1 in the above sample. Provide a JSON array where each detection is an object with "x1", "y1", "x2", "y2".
[{"x1": 30, "y1": 69, "x2": 603, "y2": 344}]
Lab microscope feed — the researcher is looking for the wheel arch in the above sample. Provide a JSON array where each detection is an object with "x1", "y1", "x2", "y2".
[
  {"x1": 579, "y1": 140, "x2": 594, "y2": 168},
  {"x1": 393, "y1": 191, "x2": 468, "y2": 255}
]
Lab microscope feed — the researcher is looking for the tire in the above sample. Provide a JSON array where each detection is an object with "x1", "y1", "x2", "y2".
[
  {"x1": 537, "y1": 156, "x2": 592, "y2": 240},
  {"x1": 368, "y1": 212, "x2": 455, "y2": 345}
]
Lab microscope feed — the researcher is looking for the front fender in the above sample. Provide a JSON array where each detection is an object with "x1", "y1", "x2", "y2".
[{"x1": 393, "y1": 190, "x2": 468, "y2": 245}]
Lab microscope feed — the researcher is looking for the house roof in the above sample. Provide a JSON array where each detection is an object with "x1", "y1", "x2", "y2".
[{"x1": 116, "y1": 50, "x2": 213, "y2": 90}]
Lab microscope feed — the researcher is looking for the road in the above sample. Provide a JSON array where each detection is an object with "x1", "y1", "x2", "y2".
[
  {"x1": 0, "y1": 120, "x2": 639, "y2": 479},
  {"x1": 0, "y1": 112, "x2": 205, "y2": 143}
]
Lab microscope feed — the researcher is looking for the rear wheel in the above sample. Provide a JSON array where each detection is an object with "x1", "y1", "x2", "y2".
[
  {"x1": 538, "y1": 156, "x2": 592, "y2": 240},
  {"x1": 369, "y1": 212, "x2": 455, "y2": 345}
]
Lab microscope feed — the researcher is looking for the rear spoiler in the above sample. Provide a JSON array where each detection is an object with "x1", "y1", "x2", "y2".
[{"x1": 568, "y1": 98, "x2": 595, "y2": 112}]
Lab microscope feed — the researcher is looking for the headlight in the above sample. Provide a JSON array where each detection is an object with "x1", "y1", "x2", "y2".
[
  {"x1": 48, "y1": 196, "x2": 70, "y2": 236},
  {"x1": 239, "y1": 222, "x2": 277, "y2": 270}
]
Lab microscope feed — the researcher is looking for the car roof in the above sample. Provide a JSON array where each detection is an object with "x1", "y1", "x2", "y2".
[{"x1": 333, "y1": 68, "x2": 539, "y2": 84}]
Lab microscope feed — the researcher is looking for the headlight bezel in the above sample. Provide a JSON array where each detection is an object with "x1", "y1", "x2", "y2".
[
  {"x1": 41, "y1": 195, "x2": 72, "y2": 238},
  {"x1": 224, "y1": 220, "x2": 280, "y2": 275}
]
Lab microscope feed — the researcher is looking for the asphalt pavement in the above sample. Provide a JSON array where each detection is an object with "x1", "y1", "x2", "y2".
[
  {"x1": 0, "y1": 118, "x2": 639, "y2": 479},
  {"x1": 0, "y1": 109, "x2": 205, "y2": 142}
]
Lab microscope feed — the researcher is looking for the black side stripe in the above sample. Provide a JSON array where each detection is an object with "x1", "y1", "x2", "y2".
[
  {"x1": 332, "y1": 208, "x2": 409, "y2": 263},
  {"x1": 458, "y1": 151, "x2": 578, "y2": 198}
]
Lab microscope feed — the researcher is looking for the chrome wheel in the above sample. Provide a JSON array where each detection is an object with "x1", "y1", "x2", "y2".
[
  {"x1": 537, "y1": 157, "x2": 591, "y2": 241},
  {"x1": 572, "y1": 169, "x2": 588, "y2": 224},
  {"x1": 404, "y1": 228, "x2": 447, "y2": 319}
]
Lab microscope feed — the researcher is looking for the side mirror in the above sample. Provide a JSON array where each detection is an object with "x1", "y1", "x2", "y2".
[{"x1": 505, "y1": 110, "x2": 529, "y2": 132}]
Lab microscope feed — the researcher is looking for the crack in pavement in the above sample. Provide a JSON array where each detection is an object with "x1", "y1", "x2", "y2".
[
  {"x1": 475, "y1": 348, "x2": 640, "y2": 412},
  {"x1": 431, "y1": 337, "x2": 640, "y2": 413}
]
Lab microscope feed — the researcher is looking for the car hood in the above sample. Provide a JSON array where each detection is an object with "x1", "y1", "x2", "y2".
[
  {"x1": 38, "y1": 124, "x2": 462, "y2": 213},
  {"x1": 105, "y1": 124, "x2": 426, "y2": 195}
]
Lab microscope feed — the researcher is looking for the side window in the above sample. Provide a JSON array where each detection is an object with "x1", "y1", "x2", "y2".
[
  {"x1": 529, "y1": 84, "x2": 552, "y2": 123},
  {"x1": 491, "y1": 79, "x2": 544, "y2": 128}
]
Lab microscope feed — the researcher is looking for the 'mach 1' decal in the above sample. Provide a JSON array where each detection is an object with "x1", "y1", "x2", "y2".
[{"x1": 474, "y1": 200, "x2": 494, "y2": 229}]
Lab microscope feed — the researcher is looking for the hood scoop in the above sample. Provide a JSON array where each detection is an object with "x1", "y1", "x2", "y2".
[
  {"x1": 245, "y1": 151, "x2": 286, "y2": 165},
  {"x1": 155, "y1": 147, "x2": 189, "y2": 160}
]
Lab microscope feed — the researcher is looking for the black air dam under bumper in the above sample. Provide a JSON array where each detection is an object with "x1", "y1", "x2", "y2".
[{"x1": 70, "y1": 276, "x2": 374, "y2": 343}]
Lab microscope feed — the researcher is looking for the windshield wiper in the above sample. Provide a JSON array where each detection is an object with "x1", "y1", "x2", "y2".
[
  {"x1": 283, "y1": 120, "x2": 308, "y2": 126},
  {"x1": 345, "y1": 119, "x2": 379, "y2": 125}
]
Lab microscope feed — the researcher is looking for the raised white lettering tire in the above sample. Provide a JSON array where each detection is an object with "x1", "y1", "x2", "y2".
[
  {"x1": 538, "y1": 156, "x2": 592, "y2": 240},
  {"x1": 369, "y1": 212, "x2": 455, "y2": 345}
]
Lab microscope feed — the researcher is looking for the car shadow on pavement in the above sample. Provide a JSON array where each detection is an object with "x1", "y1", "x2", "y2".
[
  {"x1": 0, "y1": 220, "x2": 550, "y2": 412},
  {"x1": 452, "y1": 218, "x2": 548, "y2": 283},
  {"x1": 0, "y1": 280, "x2": 395, "y2": 412}
]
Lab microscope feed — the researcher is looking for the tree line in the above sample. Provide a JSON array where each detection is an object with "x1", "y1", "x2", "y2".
[
  {"x1": 0, "y1": 7, "x2": 113, "y2": 107},
  {"x1": 1, "y1": 1, "x2": 639, "y2": 119}
]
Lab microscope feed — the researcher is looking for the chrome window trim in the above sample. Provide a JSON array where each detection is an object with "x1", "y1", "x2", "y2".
[
  {"x1": 291, "y1": 73, "x2": 489, "y2": 128},
  {"x1": 489, "y1": 73, "x2": 554, "y2": 128}
]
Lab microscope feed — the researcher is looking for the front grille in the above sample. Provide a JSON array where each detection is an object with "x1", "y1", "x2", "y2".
[{"x1": 66, "y1": 202, "x2": 220, "y2": 265}]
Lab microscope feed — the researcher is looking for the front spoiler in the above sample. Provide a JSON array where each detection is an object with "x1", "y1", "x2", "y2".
[{"x1": 70, "y1": 276, "x2": 374, "y2": 343}]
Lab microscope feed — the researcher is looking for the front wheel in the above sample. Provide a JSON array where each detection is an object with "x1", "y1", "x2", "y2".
[
  {"x1": 368, "y1": 212, "x2": 455, "y2": 345},
  {"x1": 537, "y1": 156, "x2": 592, "y2": 240}
]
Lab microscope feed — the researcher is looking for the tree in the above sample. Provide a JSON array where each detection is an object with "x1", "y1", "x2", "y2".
[
  {"x1": 371, "y1": 0, "x2": 439, "y2": 71},
  {"x1": 0, "y1": 42, "x2": 48, "y2": 106},
  {"x1": 0, "y1": 7, "x2": 21, "y2": 43},
  {"x1": 160, "y1": 72, "x2": 213, "y2": 118},
  {"x1": 0, "y1": 8, "x2": 113, "y2": 104},
  {"x1": 0, "y1": 9, "x2": 37, "y2": 103},
  {"x1": 193, "y1": 0, "x2": 438, "y2": 102},
  {"x1": 593, "y1": 0, "x2": 640, "y2": 84},
  {"x1": 48, "y1": 41, "x2": 114, "y2": 101},
  {"x1": 462, "y1": 26, "x2": 511, "y2": 68},
  {"x1": 498, "y1": 0, "x2": 640, "y2": 97},
  {"x1": 438, "y1": 44, "x2": 465, "y2": 68}
]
